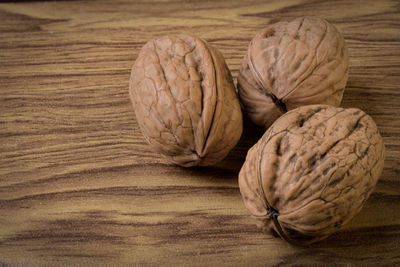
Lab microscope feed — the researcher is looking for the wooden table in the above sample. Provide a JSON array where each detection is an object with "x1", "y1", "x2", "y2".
[{"x1": 1, "y1": 0, "x2": 399, "y2": 265}]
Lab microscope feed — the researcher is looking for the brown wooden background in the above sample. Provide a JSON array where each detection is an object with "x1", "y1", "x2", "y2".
[{"x1": 1, "y1": 0, "x2": 399, "y2": 265}]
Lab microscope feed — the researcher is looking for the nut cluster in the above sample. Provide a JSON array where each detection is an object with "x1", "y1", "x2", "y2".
[{"x1": 129, "y1": 17, "x2": 385, "y2": 245}]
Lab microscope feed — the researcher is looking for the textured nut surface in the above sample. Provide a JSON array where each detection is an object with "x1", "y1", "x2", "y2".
[
  {"x1": 238, "y1": 17, "x2": 349, "y2": 128},
  {"x1": 239, "y1": 105, "x2": 385, "y2": 245},
  {"x1": 129, "y1": 34, "x2": 242, "y2": 167}
]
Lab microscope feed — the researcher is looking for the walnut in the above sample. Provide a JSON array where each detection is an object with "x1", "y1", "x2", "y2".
[
  {"x1": 237, "y1": 17, "x2": 349, "y2": 128},
  {"x1": 239, "y1": 105, "x2": 385, "y2": 245},
  {"x1": 129, "y1": 34, "x2": 243, "y2": 167}
]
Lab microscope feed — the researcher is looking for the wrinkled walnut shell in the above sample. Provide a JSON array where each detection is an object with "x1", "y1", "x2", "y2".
[
  {"x1": 129, "y1": 34, "x2": 243, "y2": 167},
  {"x1": 238, "y1": 17, "x2": 349, "y2": 128},
  {"x1": 239, "y1": 105, "x2": 385, "y2": 245}
]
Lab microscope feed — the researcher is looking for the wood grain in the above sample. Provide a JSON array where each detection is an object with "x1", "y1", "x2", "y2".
[{"x1": 1, "y1": 0, "x2": 399, "y2": 265}]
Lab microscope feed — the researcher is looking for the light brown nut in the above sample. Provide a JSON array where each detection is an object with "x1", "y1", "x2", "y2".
[
  {"x1": 129, "y1": 34, "x2": 243, "y2": 167},
  {"x1": 239, "y1": 105, "x2": 385, "y2": 245},
  {"x1": 238, "y1": 17, "x2": 349, "y2": 128}
]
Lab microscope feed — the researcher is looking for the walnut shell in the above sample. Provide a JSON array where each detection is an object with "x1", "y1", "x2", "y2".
[
  {"x1": 129, "y1": 34, "x2": 243, "y2": 167},
  {"x1": 238, "y1": 17, "x2": 349, "y2": 128},
  {"x1": 239, "y1": 105, "x2": 385, "y2": 245}
]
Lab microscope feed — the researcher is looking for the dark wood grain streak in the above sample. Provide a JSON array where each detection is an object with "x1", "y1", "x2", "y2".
[{"x1": 1, "y1": 0, "x2": 399, "y2": 265}]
